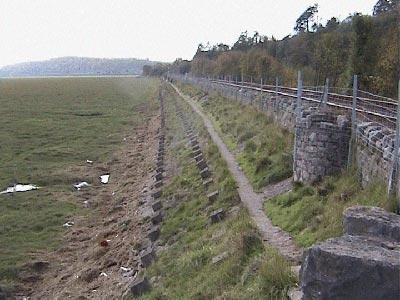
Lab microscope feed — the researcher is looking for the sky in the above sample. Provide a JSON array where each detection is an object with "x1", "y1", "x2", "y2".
[{"x1": 0, "y1": 0, "x2": 378, "y2": 67}]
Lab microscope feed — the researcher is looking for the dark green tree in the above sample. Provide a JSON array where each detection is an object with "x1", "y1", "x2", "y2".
[
  {"x1": 294, "y1": 4, "x2": 319, "y2": 33},
  {"x1": 373, "y1": 0, "x2": 399, "y2": 15}
]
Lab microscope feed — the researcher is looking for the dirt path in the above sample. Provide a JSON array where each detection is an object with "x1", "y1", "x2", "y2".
[{"x1": 170, "y1": 83, "x2": 303, "y2": 263}]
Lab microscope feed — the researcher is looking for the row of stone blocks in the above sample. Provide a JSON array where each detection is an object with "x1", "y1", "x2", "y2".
[
  {"x1": 129, "y1": 96, "x2": 166, "y2": 297},
  {"x1": 175, "y1": 101, "x2": 225, "y2": 223},
  {"x1": 300, "y1": 206, "x2": 400, "y2": 300}
]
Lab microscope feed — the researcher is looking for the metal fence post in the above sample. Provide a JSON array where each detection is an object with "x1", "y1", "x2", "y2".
[
  {"x1": 293, "y1": 71, "x2": 302, "y2": 175},
  {"x1": 348, "y1": 75, "x2": 358, "y2": 168},
  {"x1": 389, "y1": 79, "x2": 400, "y2": 209},
  {"x1": 259, "y1": 78, "x2": 263, "y2": 111},
  {"x1": 322, "y1": 78, "x2": 329, "y2": 112},
  {"x1": 275, "y1": 77, "x2": 279, "y2": 111}
]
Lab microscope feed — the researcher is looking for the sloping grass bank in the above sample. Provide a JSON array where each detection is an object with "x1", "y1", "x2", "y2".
[
  {"x1": 175, "y1": 81, "x2": 293, "y2": 191},
  {"x1": 133, "y1": 84, "x2": 296, "y2": 300},
  {"x1": 265, "y1": 169, "x2": 395, "y2": 247}
]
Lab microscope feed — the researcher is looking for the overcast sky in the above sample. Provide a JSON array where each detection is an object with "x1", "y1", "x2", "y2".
[{"x1": 0, "y1": 0, "x2": 377, "y2": 67}]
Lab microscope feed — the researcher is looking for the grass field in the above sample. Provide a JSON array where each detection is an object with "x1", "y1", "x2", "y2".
[{"x1": 0, "y1": 76, "x2": 159, "y2": 285}]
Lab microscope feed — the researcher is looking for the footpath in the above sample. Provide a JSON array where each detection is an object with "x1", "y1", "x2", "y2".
[{"x1": 170, "y1": 83, "x2": 303, "y2": 263}]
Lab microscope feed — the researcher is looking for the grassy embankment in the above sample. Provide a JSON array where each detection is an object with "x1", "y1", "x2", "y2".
[
  {"x1": 133, "y1": 84, "x2": 296, "y2": 300},
  {"x1": 173, "y1": 80, "x2": 395, "y2": 248},
  {"x1": 175, "y1": 81, "x2": 293, "y2": 191},
  {"x1": 0, "y1": 77, "x2": 159, "y2": 285}
]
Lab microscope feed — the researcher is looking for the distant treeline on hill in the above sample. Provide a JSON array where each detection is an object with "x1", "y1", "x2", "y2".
[
  {"x1": 146, "y1": 0, "x2": 399, "y2": 98},
  {"x1": 0, "y1": 57, "x2": 158, "y2": 77}
]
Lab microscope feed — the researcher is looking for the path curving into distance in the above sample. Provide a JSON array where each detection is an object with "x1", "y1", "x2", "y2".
[{"x1": 170, "y1": 82, "x2": 303, "y2": 263}]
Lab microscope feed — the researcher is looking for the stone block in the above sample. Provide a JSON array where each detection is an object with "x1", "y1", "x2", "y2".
[
  {"x1": 192, "y1": 149, "x2": 202, "y2": 158},
  {"x1": 156, "y1": 161, "x2": 163, "y2": 168},
  {"x1": 140, "y1": 247, "x2": 156, "y2": 267},
  {"x1": 154, "y1": 173, "x2": 163, "y2": 181},
  {"x1": 152, "y1": 200, "x2": 162, "y2": 212},
  {"x1": 151, "y1": 189, "x2": 162, "y2": 199},
  {"x1": 129, "y1": 277, "x2": 150, "y2": 296},
  {"x1": 207, "y1": 190, "x2": 219, "y2": 203},
  {"x1": 210, "y1": 209, "x2": 225, "y2": 223},
  {"x1": 199, "y1": 167, "x2": 211, "y2": 179},
  {"x1": 202, "y1": 178, "x2": 213, "y2": 187},
  {"x1": 192, "y1": 144, "x2": 200, "y2": 152},
  {"x1": 300, "y1": 235, "x2": 400, "y2": 300},
  {"x1": 154, "y1": 180, "x2": 163, "y2": 188},
  {"x1": 197, "y1": 159, "x2": 208, "y2": 171},
  {"x1": 151, "y1": 211, "x2": 162, "y2": 225},
  {"x1": 343, "y1": 206, "x2": 400, "y2": 242},
  {"x1": 156, "y1": 166, "x2": 164, "y2": 173},
  {"x1": 147, "y1": 226, "x2": 160, "y2": 242},
  {"x1": 194, "y1": 154, "x2": 203, "y2": 162}
]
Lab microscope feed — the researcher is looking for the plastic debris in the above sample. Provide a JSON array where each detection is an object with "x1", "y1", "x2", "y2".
[
  {"x1": 86, "y1": 160, "x2": 93, "y2": 164},
  {"x1": 0, "y1": 184, "x2": 39, "y2": 194},
  {"x1": 100, "y1": 174, "x2": 110, "y2": 184},
  {"x1": 100, "y1": 272, "x2": 108, "y2": 277},
  {"x1": 74, "y1": 182, "x2": 90, "y2": 191},
  {"x1": 63, "y1": 221, "x2": 74, "y2": 228}
]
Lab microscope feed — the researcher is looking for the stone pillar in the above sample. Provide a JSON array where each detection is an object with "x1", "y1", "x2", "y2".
[{"x1": 294, "y1": 109, "x2": 351, "y2": 183}]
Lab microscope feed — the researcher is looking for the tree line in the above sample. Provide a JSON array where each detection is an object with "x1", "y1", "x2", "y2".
[{"x1": 144, "y1": 0, "x2": 399, "y2": 98}]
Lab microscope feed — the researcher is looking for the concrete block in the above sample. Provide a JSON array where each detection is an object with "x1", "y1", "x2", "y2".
[
  {"x1": 207, "y1": 190, "x2": 219, "y2": 203},
  {"x1": 154, "y1": 173, "x2": 163, "y2": 181},
  {"x1": 192, "y1": 149, "x2": 202, "y2": 158},
  {"x1": 197, "y1": 159, "x2": 208, "y2": 171},
  {"x1": 199, "y1": 167, "x2": 211, "y2": 179},
  {"x1": 202, "y1": 178, "x2": 213, "y2": 187},
  {"x1": 151, "y1": 211, "x2": 163, "y2": 225},
  {"x1": 129, "y1": 277, "x2": 150, "y2": 296},
  {"x1": 194, "y1": 154, "x2": 203, "y2": 162},
  {"x1": 154, "y1": 180, "x2": 163, "y2": 188},
  {"x1": 140, "y1": 247, "x2": 156, "y2": 267},
  {"x1": 147, "y1": 226, "x2": 160, "y2": 242},
  {"x1": 152, "y1": 200, "x2": 162, "y2": 212},
  {"x1": 210, "y1": 209, "x2": 225, "y2": 223}
]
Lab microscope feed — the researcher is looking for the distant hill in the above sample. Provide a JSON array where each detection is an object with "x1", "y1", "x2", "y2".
[{"x1": 0, "y1": 57, "x2": 158, "y2": 77}]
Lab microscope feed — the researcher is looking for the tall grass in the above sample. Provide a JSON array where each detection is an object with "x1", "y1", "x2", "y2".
[{"x1": 265, "y1": 168, "x2": 396, "y2": 247}]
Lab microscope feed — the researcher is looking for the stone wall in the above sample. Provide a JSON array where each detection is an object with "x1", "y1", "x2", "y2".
[
  {"x1": 356, "y1": 121, "x2": 395, "y2": 187},
  {"x1": 294, "y1": 109, "x2": 351, "y2": 182},
  {"x1": 184, "y1": 79, "x2": 396, "y2": 187}
]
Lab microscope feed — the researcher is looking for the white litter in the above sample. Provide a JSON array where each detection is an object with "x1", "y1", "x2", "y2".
[
  {"x1": 0, "y1": 184, "x2": 39, "y2": 194},
  {"x1": 63, "y1": 221, "x2": 74, "y2": 228},
  {"x1": 100, "y1": 174, "x2": 110, "y2": 184},
  {"x1": 100, "y1": 272, "x2": 108, "y2": 277},
  {"x1": 86, "y1": 159, "x2": 93, "y2": 164},
  {"x1": 120, "y1": 267, "x2": 132, "y2": 272},
  {"x1": 74, "y1": 182, "x2": 90, "y2": 191}
]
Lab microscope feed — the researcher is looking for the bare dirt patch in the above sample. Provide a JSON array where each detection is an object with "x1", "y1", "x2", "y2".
[{"x1": 16, "y1": 111, "x2": 162, "y2": 300}]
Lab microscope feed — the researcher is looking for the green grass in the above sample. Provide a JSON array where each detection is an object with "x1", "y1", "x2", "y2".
[
  {"x1": 264, "y1": 169, "x2": 396, "y2": 247},
  {"x1": 0, "y1": 76, "x2": 159, "y2": 284},
  {"x1": 132, "y1": 84, "x2": 296, "y2": 300},
  {"x1": 175, "y1": 81, "x2": 293, "y2": 191}
]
